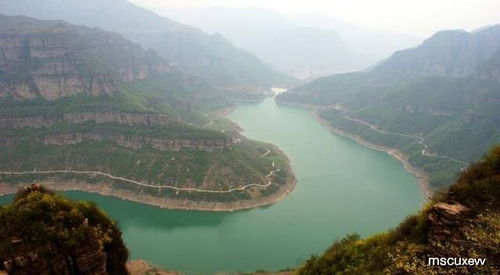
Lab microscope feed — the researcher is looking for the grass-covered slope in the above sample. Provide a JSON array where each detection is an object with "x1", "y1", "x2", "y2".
[{"x1": 298, "y1": 145, "x2": 500, "y2": 275}]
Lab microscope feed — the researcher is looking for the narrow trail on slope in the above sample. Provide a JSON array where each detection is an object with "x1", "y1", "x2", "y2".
[
  {"x1": 259, "y1": 149, "x2": 271, "y2": 158},
  {"x1": 0, "y1": 168, "x2": 280, "y2": 194},
  {"x1": 330, "y1": 106, "x2": 469, "y2": 167}
]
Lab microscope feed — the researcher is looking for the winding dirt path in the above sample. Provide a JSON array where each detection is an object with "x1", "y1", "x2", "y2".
[
  {"x1": 259, "y1": 149, "x2": 271, "y2": 158},
  {"x1": 0, "y1": 168, "x2": 280, "y2": 194},
  {"x1": 331, "y1": 106, "x2": 469, "y2": 166}
]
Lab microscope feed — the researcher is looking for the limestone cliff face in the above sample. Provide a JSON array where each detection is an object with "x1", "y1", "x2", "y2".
[
  {"x1": 376, "y1": 25, "x2": 500, "y2": 77},
  {"x1": 0, "y1": 113, "x2": 173, "y2": 129},
  {"x1": 42, "y1": 133, "x2": 234, "y2": 151},
  {"x1": 0, "y1": 15, "x2": 173, "y2": 101}
]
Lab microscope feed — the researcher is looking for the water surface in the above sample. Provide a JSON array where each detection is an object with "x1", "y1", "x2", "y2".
[{"x1": 0, "y1": 97, "x2": 424, "y2": 274}]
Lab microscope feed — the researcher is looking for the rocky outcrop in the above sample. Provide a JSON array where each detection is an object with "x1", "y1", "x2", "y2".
[
  {"x1": 127, "y1": 260, "x2": 180, "y2": 275},
  {"x1": 63, "y1": 112, "x2": 172, "y2": 126},
  {"x1": 0, "y1": 112, "x2": 173, "y2": 129},
  {"x1": 43, "y1": 133, "x2": 234, "y2": 151},
  {"x1": 0, "y1": 185, "x2": 129, "y2": 275},
  {"x1": 427, "y1": 202, "x2": 471, "y2": 246},
  {"x1": 0, "y1": 15, "x2": 173, "y2": 101}
]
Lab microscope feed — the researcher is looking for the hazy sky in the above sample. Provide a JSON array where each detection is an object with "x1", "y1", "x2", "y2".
[{"x1": 130, "y1": 0, "x2": 500, "y2": 37}]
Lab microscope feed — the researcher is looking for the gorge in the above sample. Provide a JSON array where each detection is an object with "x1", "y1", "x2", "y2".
[{"x1": 1, "y1": 96, "x2": 425, "y2": 274}]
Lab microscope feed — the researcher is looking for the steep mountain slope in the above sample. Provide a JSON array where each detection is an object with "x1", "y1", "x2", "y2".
[
  {"x1": 0, "y1": 0, "x2": 292, "y2": 89},
  {"x1": 376, "y1": 25, "x2": 500, "y2": 77},
  {"x1": 298, "y1": 146, "x2": 500, "y2": 274},
  {"x1": 0, "y1": 15, "x2": 296, "y2": 211},
  {"x1": 277, "y1": 24, "x2": 500, "y2": 190}
]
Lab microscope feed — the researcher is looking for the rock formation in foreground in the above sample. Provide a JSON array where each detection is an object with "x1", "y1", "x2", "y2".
[{"x1": 0, "y1": 185, "x2": 129, "y2": 275}]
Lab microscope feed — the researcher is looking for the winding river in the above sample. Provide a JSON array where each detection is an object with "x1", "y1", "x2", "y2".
[{"x1": 0, "y1": 97, "x2": 424, "y2": 275}]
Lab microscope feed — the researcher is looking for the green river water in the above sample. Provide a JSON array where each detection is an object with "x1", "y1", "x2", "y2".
[{"x1": 0, "y1": 97, "x2": 424, "y2": 274}]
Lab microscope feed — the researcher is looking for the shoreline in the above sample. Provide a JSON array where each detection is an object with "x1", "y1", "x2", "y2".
[
  {"x1": 311, "y1": 111, "x2": 432, "y2": 199},
  {"x1": 0, "y1": 173, "x2": 297, "y2": 212},
  {"x1": 0, "y1": 105, "x2": 298, "y2": 212}
]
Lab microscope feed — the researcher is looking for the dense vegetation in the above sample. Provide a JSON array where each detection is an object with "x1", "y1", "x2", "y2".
[
  {"x1": 298, "y1": 145, "x2": 500, "y2": 274},
  {"x1": 0, "y1": 185, "x2": 129, "y2": 274}
]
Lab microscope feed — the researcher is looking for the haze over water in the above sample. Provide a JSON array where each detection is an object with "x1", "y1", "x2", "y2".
[{"x1": 0, "y1": 97, "x2": 424, "y2": 275}]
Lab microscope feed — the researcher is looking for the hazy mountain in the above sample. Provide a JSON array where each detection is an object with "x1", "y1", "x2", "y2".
[
  {"x1": 246, "y1": 27, "x2": 364, "y2": 79},
  {"x1": 376, "y1": 25, "x2": 500, "y2": 77},
  {"x1": 278, "y1": 23, "x2": 500, "y2": 190},
  {"x1": 0, "y1": 0, "x2": 292, "y2": 88},
  {"x1": 157, "y1": 7, "x2": 370, "y2": 78},
  {"x1": 289, "y1": 12, "x2": 421, "y2": 64}
]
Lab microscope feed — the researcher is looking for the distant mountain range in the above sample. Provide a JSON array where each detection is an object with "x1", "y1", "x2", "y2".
[
  {"x1": 0, "y1": 0, "x2": 293, "y2": 89},
  {"x1": 150, "y1": 7, "x2": 421, "y2": 79},
  {"x1": 278, "y1": 24, "x2": 500, "y2": 190}
]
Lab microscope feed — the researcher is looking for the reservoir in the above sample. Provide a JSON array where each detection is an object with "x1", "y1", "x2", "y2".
[{"x1": 0, "y1": 97, "x2": 424, "y2": 274}]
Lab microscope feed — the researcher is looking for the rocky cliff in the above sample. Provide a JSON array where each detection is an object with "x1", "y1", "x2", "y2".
[
  {"x1": 0, "y1": 15, "x2": 172, "y2": 101},
  {"x1": 42, "y1": 133, "x2": 234, "y2": 151},
  {"x1": 0, "y1": 112, "x2": 173, "y2": 129}
]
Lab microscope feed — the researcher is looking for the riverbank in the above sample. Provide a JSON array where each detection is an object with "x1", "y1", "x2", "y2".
[
  {"x1": 312, "y1": 111, "x2": 432, "y2": 199},
  {"x1": 0, "y1": 167, "x2": 296, "y2": 211}
]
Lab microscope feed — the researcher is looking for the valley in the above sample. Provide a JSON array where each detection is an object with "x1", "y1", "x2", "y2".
[
  {"x1": 1, "y1": 96, "x2": 425, "y2": 274},
  {"x1": 0, "y1": 1, "x2": 498, "y2": 274}
]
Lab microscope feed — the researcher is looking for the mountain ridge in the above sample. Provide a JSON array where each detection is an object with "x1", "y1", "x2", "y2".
[{"x1": 0, "y1": 0, "x2": 293, "y2": 89}]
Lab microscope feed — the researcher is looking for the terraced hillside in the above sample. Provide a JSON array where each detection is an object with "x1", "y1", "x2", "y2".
[{"x1": 0, "y1": 15, "x2": 295, "y2": 211}]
